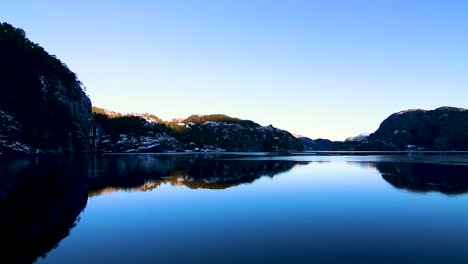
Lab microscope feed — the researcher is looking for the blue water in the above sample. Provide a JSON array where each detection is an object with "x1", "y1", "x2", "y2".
[{"x1": 1, "y1": 153, "x2": 468, "y2": 263}]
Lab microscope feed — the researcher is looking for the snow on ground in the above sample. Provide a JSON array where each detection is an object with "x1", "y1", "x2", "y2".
[
  {"x1": 0, "y1": 140, "x2": 32, "y2": 153},
  {"x1": 129, "y1": 113, "x2": 161, "y2": 123},
  {"x1": 105, "y1": 134, "x2": 180, "y2": 152},
  {"x1": 0, "y1": 109, "x2": 20, "y2": 127},
  {"x1": 345, "y1": 132, "x2": 371, "y2": 142}
]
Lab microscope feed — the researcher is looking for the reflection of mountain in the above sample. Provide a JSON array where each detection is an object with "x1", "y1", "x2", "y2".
[
  {"x1": 171, "y1": 158, "x2": 306, "y2": 190},
  {"x1": 88, "y1": 154, "x2": 309, "y2": 195},
  {"x1": 86, "y1": 155, "x2": 177, "y2": 196},
  {"x1": 376, "y1": 162, "x2": 468, "y2": 195},
  {"x1": 0, "y1": 158, "x2": 88, "y2": 263},
  {"x1": 0, "y1": 154, "x2": 308, "y2": 261}
]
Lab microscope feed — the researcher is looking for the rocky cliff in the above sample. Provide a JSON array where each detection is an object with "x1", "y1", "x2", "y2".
[
  {"x1": 357, "y1": 107, "x2": 468, "y2": 151},
  {"x1": 1, "y1": 23, "x2": 466, "y2": 154},
  {"x1": 171, "y1": 114, "x2": 304, "y2": 152},
  {"x1": 93, "y1": 109, "x2": 305, "y2": 152},
  {"x1": 0, "y1": 22, "x2": 94, "y2": 154},
  {"x1": 0, "y1": 20, "x2": 305, "y2": 154},
  {"x1": 300, "y1": 107, "x2": 468, "y2": 151}
]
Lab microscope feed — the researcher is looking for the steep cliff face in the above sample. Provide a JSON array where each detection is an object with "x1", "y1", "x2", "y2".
[
  {"x1": 357, "y1": 107, "x2": 468, "y2": 151},
  {"x1": 0, "y1": 23, "x2": 94, "y2": 154}
]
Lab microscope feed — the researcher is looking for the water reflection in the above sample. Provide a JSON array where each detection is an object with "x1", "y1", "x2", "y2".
[
  {"x1": 2, "y1": 154, "x2": 468, "y2": 263},
  {"x1": 376, "y1": 162, "x2": 468, "y2": 195},
  {"x1": 0, "y1": 154, "x2": 307, "y2": 262},
  {"x1": 0, "y1": 157, "x2": 88, "y2": 263},
  {"x1": 87, "y1": 154, "x2": 308, "y2": 195}
]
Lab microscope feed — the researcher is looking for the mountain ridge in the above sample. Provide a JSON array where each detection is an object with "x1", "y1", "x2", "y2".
[
  {"x1": 1, "y1": 22, "x2": 467, "y2": 154},
  {"x1": 92, "y1": 107, "x2": 305, "y2": 153}
]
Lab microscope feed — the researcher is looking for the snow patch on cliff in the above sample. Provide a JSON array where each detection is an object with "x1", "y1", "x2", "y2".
[{"x1": 345, "y1": 132, "x2": 371, "y2": 142}]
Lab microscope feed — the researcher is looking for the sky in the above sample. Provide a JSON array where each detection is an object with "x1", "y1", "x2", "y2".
[{"x1": 1, "y1": 0, "x2": 467, "y2": 140}]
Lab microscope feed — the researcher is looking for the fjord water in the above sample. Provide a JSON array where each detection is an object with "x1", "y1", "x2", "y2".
[{"x1": 1, "y1": 153, "x2": 468, "y2": 263}]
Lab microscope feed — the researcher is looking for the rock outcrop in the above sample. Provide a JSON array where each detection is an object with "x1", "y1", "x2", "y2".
[
  {"x1": 357, "y1": 107, "x2": 468, "y2": 151},
  {"x1": 93, "y1": 110, "x2": 304, "y2": 152},
  {"x1": 0, "y1": 22, "x2": 94, "y2": 154},
  {"x1": 301, "y1": 107, "x2": 468, "y2": 151},
  {"x1": 172, "y1": 114, "x2": 304, "y2": 152}
]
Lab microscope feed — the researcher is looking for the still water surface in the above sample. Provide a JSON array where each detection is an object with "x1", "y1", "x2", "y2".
[{"x1": 1, "y1": 153, "x2": 468, "y2": 263}]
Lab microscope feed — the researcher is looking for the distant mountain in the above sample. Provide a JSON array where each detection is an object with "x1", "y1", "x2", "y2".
[
  {"x1": 0, "y1": 22, "x2": 304, "y2": 154},
  {"x1": 173, "y1": 114, "x2": 304, "y2": 152},
  {"x1": 355, "y1": 107, "x2": 468, "y2": 151},
  {"x1": 93, "y1": 108, "x2": 304, "y2": 152},
  {"x1": 0, "y1": 22, "x2": 94, "y2": 154},
  {"x1": 302, "y1": 107, "x2": 468, "y2": 151},
  {"x1": 1, "y1": 23, "x2": 466, "y2": 154},
  {"x1": 345, "y1": 132, "x2": 370, "y2": 142},
  {"x1": 298, "y1": 137, "x2": 337, "y2": 151}
]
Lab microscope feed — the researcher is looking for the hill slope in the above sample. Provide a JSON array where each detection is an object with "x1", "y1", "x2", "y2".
[
  {"x1": 324, "y1": 107, "x2": 468, "y2": 151},
  {"x1": 93, "y1": 108, "x2": 304, "y2": 152},
  {"x1": 359, "y1": 107, "x2": 468, "y2": 151},
  {"x1": 300, "y1": 107, "x2": 468, "y2": 151}
]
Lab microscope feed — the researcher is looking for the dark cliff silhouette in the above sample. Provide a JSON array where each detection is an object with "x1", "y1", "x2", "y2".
[{"x1": 0, "y1": 22, "x2": 94, "y2": 154}]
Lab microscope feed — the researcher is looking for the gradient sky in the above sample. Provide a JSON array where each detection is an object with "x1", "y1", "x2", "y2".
[{"x1": 2, "y1": 0, "x2": 467, "y2": 140}]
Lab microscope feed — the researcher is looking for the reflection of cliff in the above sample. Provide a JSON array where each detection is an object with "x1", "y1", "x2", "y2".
[
  {"x1": 88, "y1": 155, "x2": 309, "y2": 195},
  {"x1": 86, "y1": 154, "x2": 176, "y2": 196},
  {"x1": 174, "y1": 158, "x2": 306, "y2": 190},
  {"x1": 0, "y1": 158, "x2": 88, "y2": 263},
  {"x1": 0, "y1": 154, "x2": 309, "y2": 261},
  {"x1": 376, "y1": 162, "x2": 468, "y2": 195}
]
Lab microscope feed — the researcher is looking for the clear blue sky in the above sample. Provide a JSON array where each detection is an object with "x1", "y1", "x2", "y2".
[{"x1": 2, "y1": 0, "x2": 467, "y2": 140}]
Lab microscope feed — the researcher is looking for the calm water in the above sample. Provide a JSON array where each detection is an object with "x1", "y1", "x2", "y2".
[{"x1": 1, "y1": 153, "x2": 468, "y2": 264}]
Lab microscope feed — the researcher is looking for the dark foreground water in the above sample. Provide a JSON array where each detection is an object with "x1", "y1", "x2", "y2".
[{"x1": 1, "y1": 152, "x2": 468, "y2": 264}]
